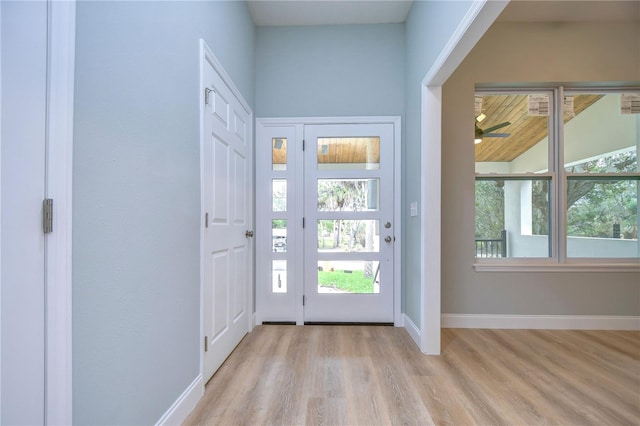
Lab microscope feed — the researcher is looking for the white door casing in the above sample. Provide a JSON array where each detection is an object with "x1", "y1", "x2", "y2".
[
  {"x1": 200, "y1": 40, "x2": 253, "y2": 382},
  {"x1": 255, "y1": 117, "x2": 401, "y2": 325}
]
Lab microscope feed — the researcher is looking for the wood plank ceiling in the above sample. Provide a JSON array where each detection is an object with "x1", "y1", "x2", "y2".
[
  {"x1": 475, "y1": 94, "x2": 603, "y2": 162},
  {"x1": 272, "y1": 137, "x2": 380, "y2": 165},
  {"x1": 271, "y1": 95, "x2": 603, "y2": 165}
]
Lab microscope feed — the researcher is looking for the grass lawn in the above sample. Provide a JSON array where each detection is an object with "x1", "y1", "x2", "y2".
[{"x1": 318, "y1": 269, "x2": 375, "y2": 293}]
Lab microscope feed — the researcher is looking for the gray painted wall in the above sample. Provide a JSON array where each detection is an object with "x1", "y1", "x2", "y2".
[
  {"x1": 255, "y1": 23, "x2": 405, "y2": 117},
  {"x1": 73, "y1": 1, "x2": 254, "y2": 424},
  {"x1": 442, "y1": 21, "x2": 640, "y2": 316},
  {"x1": 403, "y1": 1, "x2": 474, "y2": 326}
]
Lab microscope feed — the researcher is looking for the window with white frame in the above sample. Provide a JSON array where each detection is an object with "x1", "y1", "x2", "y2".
[{"x1": 474, "y1": 87, "x2": 639, "y2": 263}]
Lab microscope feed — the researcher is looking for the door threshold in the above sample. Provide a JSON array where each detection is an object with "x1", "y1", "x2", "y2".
[{"x1": 304, "y1": 322, "x2": 393, "y2": 326}]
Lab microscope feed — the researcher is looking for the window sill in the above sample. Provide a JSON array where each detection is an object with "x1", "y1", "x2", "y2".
[{"x1": 473, "y1": 260, "x2": 640, "y2": 273}]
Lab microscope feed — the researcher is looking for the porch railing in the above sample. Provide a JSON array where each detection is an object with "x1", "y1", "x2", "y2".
[{"x1": 475, "y1": 230, "x2": 507, "y2": 258}]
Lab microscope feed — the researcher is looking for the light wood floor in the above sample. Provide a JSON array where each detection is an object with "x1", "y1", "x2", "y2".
[{"x1": 184, "y1": 325, "x2": 640, "y2": 425}]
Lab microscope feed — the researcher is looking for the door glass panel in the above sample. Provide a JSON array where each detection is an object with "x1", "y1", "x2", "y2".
[
  {"x1": 272, "y1": 138, "x2": 287, "y2": 171},
  {"x1": 317, "y1": 220, "x2": 379, "y2": 253},
  {"x1": 272, "y1": 260, "x2": 287, "y2": 293},
  {"x1": 272, "y1": 220, "x2": 287, "y2": 252},
  {"x1": 318, "y1": 179, "x2": 379, "y2": 211},
  {"x1": 317, "y1": 260, "x2": 380, "y2": 294},
  {"x1": 317, "y1": 137, "x2": 380, "y2": 170},
  {"x1": 272, "y1": 179, "x2": 286, "y2": 211}
]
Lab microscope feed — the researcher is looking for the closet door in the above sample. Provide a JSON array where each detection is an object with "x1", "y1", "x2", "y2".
[{"x1": 1, "y1": 1, "x2": 48, "y2": 423}]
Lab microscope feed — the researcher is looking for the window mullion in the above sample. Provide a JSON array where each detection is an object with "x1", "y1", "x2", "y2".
[{"x1": 554, "y1": 87, "x2": 567, "y2": 263}]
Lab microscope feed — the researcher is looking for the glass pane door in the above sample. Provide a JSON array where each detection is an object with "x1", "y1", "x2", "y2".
[{"x1": 303, "y1": 124, "x2": 395, "y2": 323}]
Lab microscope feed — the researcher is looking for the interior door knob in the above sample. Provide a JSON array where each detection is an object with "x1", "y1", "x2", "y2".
[
  {"x1": 384, "y1": 236, "x2": 392, "y2": 243},
  {"x1": 385, "y1": 222, "x2": 391, "y2": 228},
  {"x1": 245, "y1": 230, "x2": 254, "y2": 238}
]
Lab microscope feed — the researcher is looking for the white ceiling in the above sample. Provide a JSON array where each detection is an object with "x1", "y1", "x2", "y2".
[
  {"x1": 247, "y1": 0, "x2": 413, "y2": 27},
  {"x1": 247, "y1": 0, "x2": 639, "y2": 27}
]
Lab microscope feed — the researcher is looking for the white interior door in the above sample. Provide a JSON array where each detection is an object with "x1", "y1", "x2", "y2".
[
  {"x1": 303, "y1": 124, "x2": 395, "y2": 323},
  {"x1": 201, "y1": 42, "x2": 253, "y2": 382},
  {"x1": 1, "y1": 1, "x2": 47, "y2": 423},
  {"x1": 256, "y1": 119, "x2": 398, "y2": 324}
]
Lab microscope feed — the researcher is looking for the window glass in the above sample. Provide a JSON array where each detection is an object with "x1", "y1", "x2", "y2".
[
  {"x1": 272, "y1": 138, "x2": 287, "y2": 171},
  {"x1": 272, "y1": 260, "x2": 286, "y2": 293},
  {"x1": 564, "y1": 92, "x2": 639, "y2": 258},
  {"x1": 317, "y1": 260, "x2": 380, "y2": 294},
  {"x1": 317, "y1": 137, "x2": 380, "y2": 170},
  {"x1": 566, "y1": 178, "x2": 639, "y2": 258},
  {"x1": 475, "y1": 178, "x2": 551, "y2": 258},
  {"x1": 474, "y1": 94, "x2": 549, "y2": 174},
  {"x1": 317, "y1": 220, "x2": 379, "y2": 253},
  {"x1": 272, "y1": 179, "x2": 286, "y2": 212},
  {"x1": 272, "y1": 220, "x2": 286, "y2": 253},
  {"x1": 317, "y1": 179, "x2": 379, "y2": 212},
  {"x1": 475, "y1": 88, "x2": 639, "y2": 263},
  {"x1": 564, "y1": 94, "x2": 638, "y2": 173}
]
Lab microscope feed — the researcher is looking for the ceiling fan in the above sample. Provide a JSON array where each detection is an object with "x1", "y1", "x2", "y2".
[{"x1": 474, "y1": 114, "x2": 511, "y2": 144}]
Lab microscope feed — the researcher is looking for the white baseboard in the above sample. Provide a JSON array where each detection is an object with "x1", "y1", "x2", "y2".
[
  {"x1": 155, "y1": 375, "x2": 204, "y2": 426},
  {"x1": 442, "y1": 314, "x2": 640, "y2": 330},
  {"x1": 403, "y1": 314, "x2": 422, "y2": 349}
]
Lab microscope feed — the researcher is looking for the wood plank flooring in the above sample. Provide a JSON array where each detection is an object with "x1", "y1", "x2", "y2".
[{"x1": 184, "y1": 325, "x2": 640, "y2": 425}]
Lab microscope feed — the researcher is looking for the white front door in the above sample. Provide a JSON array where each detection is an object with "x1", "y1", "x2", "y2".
[
  {"x1": 256, "y1": 119, "x2": 399, "y2": 324},
  {"x1": 200, "y1": 42, "x2": 253, "y2": 381},
  {"x1": 1, "y1": 1, "x2": 47, "y2": 423},
  {"x1": 303, "y1": 124, "x2": 395, "y2": 322}
]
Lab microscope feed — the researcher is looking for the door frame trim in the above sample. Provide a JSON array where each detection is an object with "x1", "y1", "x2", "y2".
[
  {"x1": 255, "y1": 116, "x2": 402, "y2": 326},
  {"x1": 0, "y1": 0, "x2": 77, "y2": 422},
  {"x1": 418, "y1": 0, "x2": 508, "y2": 354},
  {"x1": 198, "y1": 39, "x2": 254, "y2": 384}
]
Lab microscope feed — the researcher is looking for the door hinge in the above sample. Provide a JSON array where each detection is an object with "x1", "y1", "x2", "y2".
[
  {"x1": 302, "y1": 217, "x2": 305, "y2": 228},
  {"x1": 204, "y1": 336, "x2": 208, "y2": 352},
  {"x1": 43, "y1": 199, "x2": 53, "y2": 234},
  {"x1": 302, "y1": 139, "x2": 305, "y2": 151},
  {"x1": 205, "y1": 212, "x2": 209, "y2": 228},
  {"x1": 204, "y1": 87, "x2": 213, "y2": 105},
  {"x1": 303, "y1": 295, "x2": 305, "y2": 306}
]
